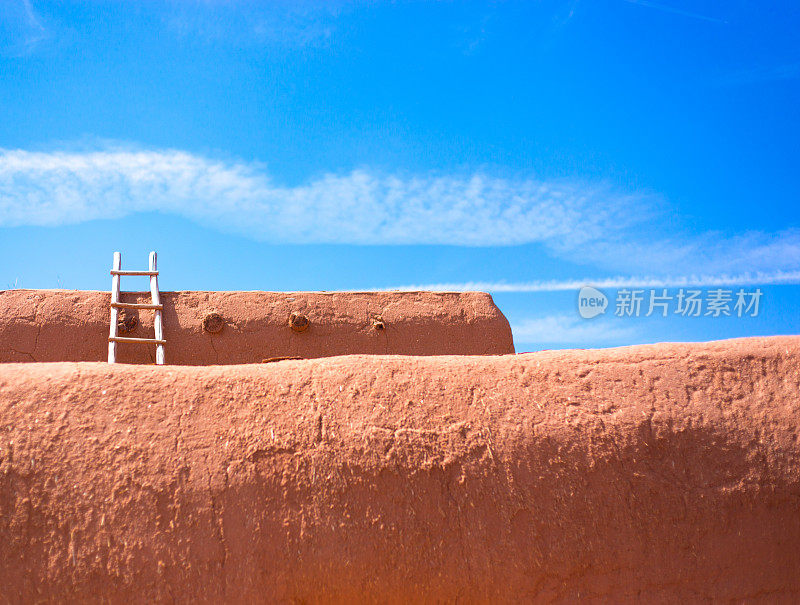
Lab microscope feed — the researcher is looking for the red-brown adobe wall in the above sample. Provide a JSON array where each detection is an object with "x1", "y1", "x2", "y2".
[
  {"x1": 1, "y1": 336, "x2": 799, "y2": 601},
  {"x1": 0, "y1": 289, "x2": 514, "y2": 363}
]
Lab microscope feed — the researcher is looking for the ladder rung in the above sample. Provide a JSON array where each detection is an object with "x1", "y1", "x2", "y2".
[
  {"x1": 109, "y1": 336, "x2": 167, "y2": 345},
  {"x1": 110, "y1": 270, "x2": 159, "y2": 276},
  {"x1": 111, "y1": 302, "x2": 163, "y2": 310}
]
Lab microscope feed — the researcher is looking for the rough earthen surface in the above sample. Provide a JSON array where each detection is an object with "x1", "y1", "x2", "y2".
[
  {"x1": 0, "y1": 289, "x2": 514, "y2": 363},
  {"x1": 1, "y1": 336, "x2": 799, "y2": 602}
]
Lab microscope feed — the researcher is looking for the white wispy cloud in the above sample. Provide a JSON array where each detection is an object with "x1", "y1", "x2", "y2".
[
  {"x1": 1, "y1": 145, "x2": 798, "y2": 280},
  {"x1": 512, "y1": 314, "x2": 637, "y2": 345},
  {"x1": 165, "y1": 0, "x2": 354, "y2": 48},
  {"x1": 361, "y1": 270, "x2": 800, "y2": 292},
  {"x1": 0, "y1": 146, "x2": 649, "y2": 247},
  {"x1": 715, "y1": 62, "x2": 800, "y2": 87},
  {"x1": 621, "y1": 0, "x2": 726, "y2": 24},
  {"x1": 0, "y1": 0, "x2": 48, "y2": 56}
]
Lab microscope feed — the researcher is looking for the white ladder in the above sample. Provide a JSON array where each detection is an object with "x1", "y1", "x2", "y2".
[{"x1": 108, "y1": 251, "x2": 165, "y2": 365}]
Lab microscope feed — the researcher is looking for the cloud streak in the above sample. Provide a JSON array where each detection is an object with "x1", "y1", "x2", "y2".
[
  {"x1": 375, "y1": 270, "x2": 800, "y2": 293},
  {"x1": 621, "y1": 0, "x2": 726, "y2": 24},
  {"x1": 715, "y1": 62, "x2": 800, "y2": 87},
  {"x1": 0, "y1": 0, "x2": 48, "y2": 56},
  {"x1": 165, "y1": 0, "x2": 354, "y2": 48}
]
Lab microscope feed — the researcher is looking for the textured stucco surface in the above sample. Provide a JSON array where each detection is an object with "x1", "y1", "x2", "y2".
[
  {"x1": 0, "y1": 289, "x2": 514, "y2": 363},
  {"x1": 1, "y1": 336, "x2": 799, "y2": 602}
]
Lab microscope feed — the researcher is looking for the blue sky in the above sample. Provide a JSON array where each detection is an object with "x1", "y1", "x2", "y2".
[{"x1": 1, "y1": 0, "x2": 799, "y2": 352}]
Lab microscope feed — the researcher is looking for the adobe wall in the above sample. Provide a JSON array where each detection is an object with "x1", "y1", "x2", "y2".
[
  {"x1": 1, "y1": 336, "x2": 799, "y2": 601},
  {"x1": 0, "y1": 289, "x2": 514, "y2": 363}
]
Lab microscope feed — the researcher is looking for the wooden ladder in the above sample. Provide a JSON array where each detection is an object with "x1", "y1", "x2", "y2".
[{"x1": 108, "y1": 251, "x2": 165, "y2": 365}]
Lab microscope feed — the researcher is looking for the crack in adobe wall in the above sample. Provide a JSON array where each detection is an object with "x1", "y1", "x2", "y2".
[{"x1": 208, "y1": 335, "x2": 219, "y2": 364}]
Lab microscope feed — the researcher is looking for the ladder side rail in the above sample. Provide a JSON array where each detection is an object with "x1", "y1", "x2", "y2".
[
  {"x1": 149, "y1": 251, "x2": 165, "y2": 365},
  {"x1": 108, "y1": 252, "x2": 122, "y2": 363}
]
